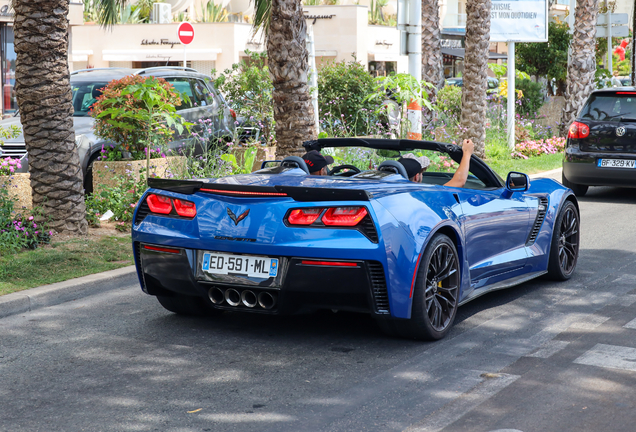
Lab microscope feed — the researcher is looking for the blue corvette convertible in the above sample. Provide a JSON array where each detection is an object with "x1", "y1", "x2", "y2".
[{"x1": 131, "y1": 138, "x2": 580, "y2": 340}]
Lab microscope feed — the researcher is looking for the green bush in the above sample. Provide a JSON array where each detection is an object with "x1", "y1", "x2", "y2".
[
  {"x1": 92, "y1": 75, "x2": 189, "y2": 160},
  {"x1": 436, "y1": 85, "x2": 462, "y2": 121},
  {"x1": 213, "y1": 50, "x2": 275, "y2": 145},
  {"x1": 515, "y1": 79, "x2": 544, "y2": 118},
  {"x1": 318, "y1": 59, "x2": 377, "y2": 136}
]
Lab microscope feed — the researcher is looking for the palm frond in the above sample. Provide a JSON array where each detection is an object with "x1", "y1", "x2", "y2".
[
  {"x1": 95, "y1": 0, "x2": 127, "y2": 27},
  {"x1": 251, "y1": 0, "x2": 271, "y2": 35}
]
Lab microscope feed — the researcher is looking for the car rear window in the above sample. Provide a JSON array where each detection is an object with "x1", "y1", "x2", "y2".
[{"x1": 580, "y1": 93, "x2": 636, "y2": 121}]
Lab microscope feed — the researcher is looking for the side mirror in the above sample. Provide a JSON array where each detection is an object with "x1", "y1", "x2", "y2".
[{"x1": 506, "y1": 172, "x2": 529, "y2": 192}]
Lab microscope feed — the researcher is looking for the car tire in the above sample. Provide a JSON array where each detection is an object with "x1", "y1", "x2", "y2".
[
  {"x1": 393, "y1": 233, "x2": 460, "y2": 341},
  {"x1": 156, "y1": 294, "x2": 221, "y2": 317},
  {"x1": 83, "y1": 154, "x2": 100, "y2": 195},
  {"x1": 546, "y1": 200, "x2": 580, "y2": 281},
  {"x1": 562, "y1": 173, "x2": 588, "y2": 197}
]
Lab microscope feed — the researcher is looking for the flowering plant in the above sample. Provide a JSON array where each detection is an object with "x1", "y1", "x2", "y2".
[
  {"x1": 0, "y1": 157, "x2": 21, "y2": 176},
  {"x1": 512, "y1": 136, "x2": 566, "y2": 159},
  {"x1": 0, "y1": 184, "x2": 51, "y2": 253},
  {"x1": 91, "y1": 75, "x2": 190, "y2": 160}
]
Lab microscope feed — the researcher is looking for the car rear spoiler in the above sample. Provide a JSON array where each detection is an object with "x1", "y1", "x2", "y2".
[{"x1": 147, "y1": 178, "x2": 371, "y2": 201}]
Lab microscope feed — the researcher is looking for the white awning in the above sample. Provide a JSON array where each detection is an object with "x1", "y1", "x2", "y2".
[
  {"x1": 102, "y1": 48, "x2": 222, "y2": 62},
  {"x1": 72, "y1": 50, "x2": 93, "y2": 62}
]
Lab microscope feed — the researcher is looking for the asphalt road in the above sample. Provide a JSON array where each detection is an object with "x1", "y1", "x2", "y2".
[{"x1": 2, "y1": 180, "x2": 636, "y2": 432}]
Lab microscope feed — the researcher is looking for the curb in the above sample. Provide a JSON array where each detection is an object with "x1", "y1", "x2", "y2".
[
  {"x1": 529, "y1": 167, "x2": 562, "y2": 179},
  {"x1": 0, "y1": 265, "x2": 138, "y2": 319}
]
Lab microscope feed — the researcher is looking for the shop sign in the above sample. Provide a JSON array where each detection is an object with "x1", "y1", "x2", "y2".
[
  {"x1": 375, "y1": 40, "x2": 393, "y2": 47},
  {"x1": 304, "y1": 14, "x2": 335, "y2": 25},
  {"x1": 141, "y1": 39, "x2": 182, "y2": 48}
]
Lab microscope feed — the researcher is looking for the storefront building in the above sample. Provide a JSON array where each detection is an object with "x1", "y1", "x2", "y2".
[{"x1": 70, "y1": 5, "x2": 409, "y2": 79}]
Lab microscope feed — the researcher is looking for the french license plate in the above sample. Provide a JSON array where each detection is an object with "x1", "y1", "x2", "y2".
[
  {"x1": 598, "y1": 159, "x2": 636, "y2": 168},
  {"x1": 202, "y1": 252, "x2": 279, "y2": 278}
]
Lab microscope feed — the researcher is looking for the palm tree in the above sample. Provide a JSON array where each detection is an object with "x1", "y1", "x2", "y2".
[
  {"x1": 252, "y1": 0, "x2": 317, "y2": 158},
  {"x1": 459, "y1": 0, "x2": 491, "y2": 158},
  {"x1": 13, "y1": 0, "x2": 87, "y2": 235},
  {"x1": 421, "y1": 0, "x2": 445, "y2": 97},
  {"x1": 560, "y1": 0, "x2": 599, "y2": 136}
]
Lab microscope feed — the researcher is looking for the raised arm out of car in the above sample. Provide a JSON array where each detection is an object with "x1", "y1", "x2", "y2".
[{"x1": 444, "y1": 139, "x2": 475, "y2": 188}]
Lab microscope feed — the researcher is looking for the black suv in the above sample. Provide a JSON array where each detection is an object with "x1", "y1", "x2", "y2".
[
  {"x1": 0, "y1": 67, "x2": 235, "y2": 191},
  {"x1": 563, "y1": 87, "x2": 636, "y2": 196}
]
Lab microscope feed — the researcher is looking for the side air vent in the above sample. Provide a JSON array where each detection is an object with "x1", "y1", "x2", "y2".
[
  {"x1": 368, "y1": 261, "x2": 390, "y2": 314},
  {"x1": 133, "y1": 242, "x2": 147, "y2": 291},
  {"x1": 526, "y1": 197, "x2": 549, "y2": 246},
  {"x1": 134, "y1": 199, "x2": 150, "y2": 225},
  {"x1": 359, "y1": 215, "x2": 379, "y2": 243}
]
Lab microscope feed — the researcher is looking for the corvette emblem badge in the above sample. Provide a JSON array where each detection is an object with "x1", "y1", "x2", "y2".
[
  {"x1": 227, "y1": 208, "x2": 250, "y2": 225},
  {"x1": 616, "y1": 126, "x2": 626, "y2": 137}
]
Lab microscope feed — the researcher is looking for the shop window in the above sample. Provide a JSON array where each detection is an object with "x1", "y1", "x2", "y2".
[{"x1": 1, "y1": 25, "x2": 17, "y2": 116}]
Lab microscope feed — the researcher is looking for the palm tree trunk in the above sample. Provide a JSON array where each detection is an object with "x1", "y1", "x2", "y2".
[
  {"x1": 560, "y1": 0, "x2": 599, "y2": 136},
  {"x1": 421, "y1": 0, "x2": 445, "y2": 95},
  {"x1": 459, "y1": 0, "x2": 491, "y2": 158},
  {"x1": 267, "y1": 0, "x2": 316, "y2": 158},
  {"x1": 14, "y1": 0, "x2": 88, "y2": 235}
]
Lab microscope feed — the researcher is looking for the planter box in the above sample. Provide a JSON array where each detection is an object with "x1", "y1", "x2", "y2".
[
  {"x1": 233, "y1": 146, "x2": 277, "y2": 172},
  {"x1": 92, "y1": 156, "x2": 186, "y2": 195},
  {"x1": 0, "y1": 173, "x2": 32, "y2": 211}
]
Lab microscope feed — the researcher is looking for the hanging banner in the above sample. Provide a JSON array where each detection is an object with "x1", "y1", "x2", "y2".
[{"x1": 490, "y1": 0, "x2": 548, "y2": 42}]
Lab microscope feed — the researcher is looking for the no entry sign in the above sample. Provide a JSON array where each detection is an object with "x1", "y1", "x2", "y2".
[{"x1": 177, "y1": 22, "x2": 194, "y2": 45}]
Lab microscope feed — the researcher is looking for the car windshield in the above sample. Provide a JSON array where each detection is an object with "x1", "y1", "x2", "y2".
[
  {"x1": 71, "y1": 81, "x2": 109, "y2": 117},
  {"x1": 580, "y1": 93, "x2": 636, "y2": 121}
]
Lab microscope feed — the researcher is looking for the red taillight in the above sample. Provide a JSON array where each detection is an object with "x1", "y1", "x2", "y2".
[
  {"x1": 146, "y1": 194, "x2": 173, "y2": 214},
  {"x1": 143, "y1": 245, "x2": 181, "y2": 254},
  {"x1": 322, "y1": 207, "x2": 368, "y2": 226},
  {"x1": 230, "y1": 108, "x2": 237, "y2": 120},
  {"x1": 288, "y1": 208, "x2": 323, "y2": 225},
  {"x1": 568, "y1": 121, "x2": 590, "y2": 139},
  {"x1": 616, "y1": 92, "x2": 636, "y2": 94},
  {"x1": 173, "y1": 198, "x2": 197, "y2": 218}
]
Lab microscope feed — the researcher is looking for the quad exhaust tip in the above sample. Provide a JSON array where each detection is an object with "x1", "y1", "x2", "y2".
[
  {"x1": 208, "y1": 287, "x2": 276, "y2": 310},
  {"x1": 241, "y1": 290, "x2": 258, "y2": 308}
]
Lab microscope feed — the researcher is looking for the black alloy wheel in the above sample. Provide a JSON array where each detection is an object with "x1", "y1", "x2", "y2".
[
  {"x1": 393, "y1": 233, "x2": 460, "y2": 341},
  {"x1": 546, "y1": 200, "x2": 580, "y2": 280}
]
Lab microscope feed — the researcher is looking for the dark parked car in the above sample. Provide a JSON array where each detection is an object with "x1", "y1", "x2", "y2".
[
  {"x1": 562, "y1": 87, "x2": 636, "y2": 196},
  {"x1": 0, "y1": 67, "x2": 235, "y2": 192}
]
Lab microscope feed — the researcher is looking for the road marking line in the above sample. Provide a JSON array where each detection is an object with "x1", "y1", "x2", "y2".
[
  {"x1": 526, "y1": 340, "x2": 570, "y2": 358},
  {"x1": 403, "y1": 373, "x2": 520, "y2": 432},
  {"x1": 624, "y1": 318, "x2": 636, "y2": 330},
  {"x1": 568, "y1": 315, "x2": 610, "y2": 330},
  {"x1": 574, "y1": 343, "x2": 636, "y2": 372}
]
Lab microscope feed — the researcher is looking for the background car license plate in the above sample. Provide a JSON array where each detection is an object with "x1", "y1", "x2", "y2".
[
  {"x1": 202, "y1": 252, "x2": 278, "y2": 278},
  {"x1": 598, "y1": 159, "x2": 636, "y2": 168}
]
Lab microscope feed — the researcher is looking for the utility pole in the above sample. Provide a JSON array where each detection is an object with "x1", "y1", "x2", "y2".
[{"x1": 406, "y1": 0, "x2": 422, "y2": 139}]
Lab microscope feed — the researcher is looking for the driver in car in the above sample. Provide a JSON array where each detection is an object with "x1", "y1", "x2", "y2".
[
  {"x1": 399, "y1": 139, "x2": 475, "y2": 188},
  {"x1": 302, "y1": 150, "x2": 335, "y2": 175}
]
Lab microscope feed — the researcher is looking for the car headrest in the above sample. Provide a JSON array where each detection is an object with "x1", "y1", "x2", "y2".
[
  {"x1": 280, "y1": 156, "x2": 310, "y2": 175},
  {"x1": 378, "y1": 160, "x2": 409, "y2": 180},
  {"x1": 91, "y1": 87, "x2": 103, "y2": 99}
]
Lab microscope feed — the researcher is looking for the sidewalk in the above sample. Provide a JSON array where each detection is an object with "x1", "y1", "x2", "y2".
[{"x1": 0, "y1": 167, "x2": 565, "y2": 320}]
